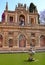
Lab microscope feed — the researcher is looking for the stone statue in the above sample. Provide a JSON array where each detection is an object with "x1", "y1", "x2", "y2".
[{"x1": 28, "y1": 44, "x2": 35, "y2": 61}]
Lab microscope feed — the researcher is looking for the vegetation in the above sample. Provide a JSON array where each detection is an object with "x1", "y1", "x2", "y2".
[
  {"x1": 40, "y1": 10, "x2": 45, "y2": 24},
  {"x1": 29, "y1": 3, "x2": 37, "y2": 13},
  {"x1": 0, "y1": 52, "x2": 45, "y2": 65},
  {"x1": 38, "y1": 14, "x2": 40, "y2": 24}
]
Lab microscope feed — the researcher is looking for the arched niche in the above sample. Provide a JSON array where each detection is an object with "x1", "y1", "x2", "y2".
[
  {"x1": 9, "y1": 39, "x2": 13, "y2": 47},
  {"x1": 0, "y1": 34, "x2": 3, "y2": 47},
  {"x1": 40, "y1": 35, "x2": 45, "y2": 46},
  {"x1": 19, "y1": 15, "x2": 25, "y2": 26},
  {"x1": 19, "y1": 34, "x2": 26, "y2": 47},
  {"x1": 30, "y1": 39, "x2": 36, "y2": 47}
]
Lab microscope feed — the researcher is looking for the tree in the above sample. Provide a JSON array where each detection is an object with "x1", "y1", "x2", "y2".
[
  {"x1": 38, "y1": 14, "x2": 40, "y2": 24},
  {"x1": 29, "y1": 3, "x2": 37, "y2": 13},
  {"x1": 40, "y1": 10, "x2": 45, "y2": 24}
]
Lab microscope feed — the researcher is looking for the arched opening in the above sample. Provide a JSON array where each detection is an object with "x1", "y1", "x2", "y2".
[
  {"x1": 30, "y1": 39, "x2": 36, "y2": 47},
  {"x1": 0, "y1": 34, "x2": 3, "y2": 47},
  {"x1": 9, "y1": 16, "x2": 13, "y2": 23},
  {"x1": 19, "y1": 34, "x2": 26, "y2": 47},
  {"x1": 40, "y1": 35, "x2": 45, "y2": 46},
  {"x1": 31, "y1": 18, "x2": 34, "y2": 25},
  {"x1": 9, "y1": 39, "x2": 13, "y2": 47},
  {"x1": 19, "y1": 15, "x2": 25, "y2": 26}
]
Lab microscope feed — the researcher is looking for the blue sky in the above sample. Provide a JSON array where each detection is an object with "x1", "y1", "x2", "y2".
[{"x1": 0, "y1": 0, "x2": 45, "y2": 21}]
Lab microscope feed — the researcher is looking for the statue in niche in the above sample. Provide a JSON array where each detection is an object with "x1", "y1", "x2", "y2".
[{"x1": 19, "y1": 16, "x2": 25, "y2": 26}]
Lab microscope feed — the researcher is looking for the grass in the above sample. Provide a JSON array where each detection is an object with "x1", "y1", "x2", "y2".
[{"x1": 0, "y1": 52, "x2": 45, "y2": 65}]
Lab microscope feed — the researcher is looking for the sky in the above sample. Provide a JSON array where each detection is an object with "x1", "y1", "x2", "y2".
[{"x1": 0, "y1": 0, "x2": 45, "y2": 21}]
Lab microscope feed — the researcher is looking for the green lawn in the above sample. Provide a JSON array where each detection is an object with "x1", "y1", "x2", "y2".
[{"x1": 0, "y1": 52, "x2": 45, "y2": 65}]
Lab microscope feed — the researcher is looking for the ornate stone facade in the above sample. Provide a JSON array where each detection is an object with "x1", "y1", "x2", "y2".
[{"x1": 0, "y1": 3, "x2": 45, "y2": 51}]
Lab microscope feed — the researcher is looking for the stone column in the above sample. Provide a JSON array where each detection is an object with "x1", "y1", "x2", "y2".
[
  {"x1": 3, "y1": 32, "x2": 8, "y2": 48},
  {"x1": 36, "y1": 16, "x2": 38, "y2": 24},
  {"x1": 5, "y1": 12, "x2": 8, "y2": 23},
  {"x1": 14, "y1": 32, "x2": 19, "y2": 48},
  {"x1": 26, "y1": 33, "x2": 31, "y2": 49},
  {"x1": 3, "y1": 32, "x2": 5, "y2": 47},
  {"x1": 15, "y1": 13, "x2": 17, "y2": 23},
  {"x1": 35, "y1": 32, "x2": 40, "y2": 48},
  {"x1": 27, "y1": 14, "x2": 29, "y2": 24}
]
